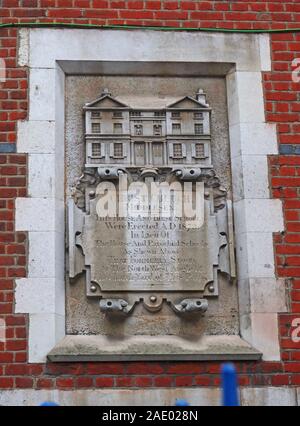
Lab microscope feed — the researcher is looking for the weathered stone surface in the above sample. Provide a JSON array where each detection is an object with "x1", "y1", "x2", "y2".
[
  {"x1": 0, "y1": 388, "x2": 221, "y2": 406},
  {"x1": 1, "y1": 386, "x2": 297, "y2": 407},
  {"x1": 241, "y1": 387, "x2": 297, "y2": 407}
]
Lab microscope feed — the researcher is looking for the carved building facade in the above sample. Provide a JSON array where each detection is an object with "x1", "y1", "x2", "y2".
[{"x1": 84, "y1": 88, "x2": 212, "y2": 169}]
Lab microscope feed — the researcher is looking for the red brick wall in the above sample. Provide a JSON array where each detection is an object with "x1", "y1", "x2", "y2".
[{"x1": 1, "y1": 0, "x2": 300, "y2": 391}]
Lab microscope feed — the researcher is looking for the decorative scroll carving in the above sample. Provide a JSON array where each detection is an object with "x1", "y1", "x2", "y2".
[
  {"x1": 170, "y1": 298, "x2": 209, "y2": 315},
  {"x1": 72, "y1": 168, "x2": 99, "y2": 211},
  {"x1": 99, "y1": 298, "x2": 136, "y2": 315}
]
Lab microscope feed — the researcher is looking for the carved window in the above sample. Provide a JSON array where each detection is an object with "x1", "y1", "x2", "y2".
[
  {"x1": 134, "y1": 124, "x2": 143, "y2": 136},
  {"x1": 173, "y1": 143, "x2": 183, "y2": 158},
  {"x1": 194, "y1": 112, "x2": 203, "y2": 120},
  {"x1": 113, "y1": 143, "x2": 123, "y2": 158},
  {"x1": 113, "y1": 111, "x2": 123, "y2": 118},
  {"x1": 113, "y1": 123, "x2": 123, "y2": 134},
  {"x1": 195, "y1": 143, "x2": 205, "y2": 158},
  {"x1": 154, "y1": 111, "x2": 165, "y2": 117},
  {"x1": 130, "y1": 111, "x2": 142, "y2": 117},
  {"x1": 134, "y1": 142, "x2": 145, "y2": 166},
  {"x1": 91, "y1": 111, "x2": 101, "y2": 118},
  {"x1": 171, "y1": 111, "x2": 181, "y2": 119},
  {"x1": 91, "y1": 142, "x2": 102, "y2": 157},
  {"x1": 153, "y1": 124, "x2": 162, "y2": 136},
  {"x1": 91, "y1": 123, "x2": 101, "y2": 133},
  {"x1": 152, "y1": 143, "x2": 163, "y2": 165},
  {"x1": 195, "y1": 123, "x2": 204, "y2": 135},
  {"x1": 172, "y1": 123, "x2": 181, "y2": 135}
]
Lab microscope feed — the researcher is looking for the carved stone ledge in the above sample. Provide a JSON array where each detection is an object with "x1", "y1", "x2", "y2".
[{"x1": 47, "y1": 335, "x2": 262, "y2": 362}]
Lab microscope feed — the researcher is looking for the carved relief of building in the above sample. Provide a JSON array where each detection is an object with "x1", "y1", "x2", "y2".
[{"x1": 84, "y1": 88, "x2": 212, "y2": 169}]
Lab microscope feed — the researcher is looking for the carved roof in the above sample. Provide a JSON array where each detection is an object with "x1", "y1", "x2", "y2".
[
  {"x1": 167, "y1": 96, "x2": 209, "y2": 109},
  {"x1": 84, "y1": 93, "x2": 129, "y2": 109},
  {"x1": 84, "y1": 90, "x2": 210, "y2": 110},
  {"x1": 114, "y1": 95, "x2": 178, "y2": 109}
]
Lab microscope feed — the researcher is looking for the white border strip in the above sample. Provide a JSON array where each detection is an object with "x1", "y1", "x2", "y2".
[{"x1": 0, "y1": 387, "x2": 297, "y2": 406}]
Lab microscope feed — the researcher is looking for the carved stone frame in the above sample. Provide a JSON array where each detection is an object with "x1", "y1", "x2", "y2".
[{"x1": 15, "y1": 28, "x2": 286, "y2": 362}]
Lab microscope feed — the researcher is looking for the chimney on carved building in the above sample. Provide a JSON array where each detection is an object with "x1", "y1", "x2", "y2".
[{"x1": 196, "y1": 89, "x2": 209, "y2": 107}]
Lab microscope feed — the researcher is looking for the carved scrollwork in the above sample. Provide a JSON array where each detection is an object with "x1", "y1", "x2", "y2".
[
  {"x1": 99, "y1": 298, "x2": 136, "y2": 315},
  {"x1": 170, "y1": 298, "x2": 208, "y2": 315},
  {"x1": 97, "y1": 167, "x2": 127, "y2": 180},
  {"x1": 174, "y1": 167, "x2": 202, "y2": 181},
  {"x1": 72, "y1": 168, "x2": 99, "y2": 211}
]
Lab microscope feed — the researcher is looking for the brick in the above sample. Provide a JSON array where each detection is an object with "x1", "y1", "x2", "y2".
[
  {"x1": 15, "y1": 377, "x2": 34, "y2": 388},
  {"x1": 127, "y1": 1, "x2": 144, "y2": 9},
  {"x1": 194, "y1": 375, "x2": 211, "y2": 386},
  {"x1": 181, "y1": 2, "x2": 196, "y2": 11},
  {"x1": 126, "y1": 362, "x2": 164, "y2": 375},
  {"x1": 14, "y1": 9, "x2": 46, "y2": 17},
  {"x1": 153, "y1": 375, "x2": 173, "y2": 386},
  {"x1": 87, "y1": 363, "x2": 124, "y2": 375},
  {"x1": 271, "y1": 375, "x2": 290, "y2": 386},
  {"x1": 6, "y1": 340, "x2": 27, "y2": 351},
  {"x1": 155, "y1": 10, "x2": 187, "y2": 19},
  {"x1": 5, "y1": 315, "x2": 26, "y2": 326},
  {"x1": 115, "y1": 376, "x2": 134, "y2": 386},
  {"x1": 48, "y1": 9, "x2": 82, "y2": 17},
  {"x1": 290, "y1": 375, "x2": 300, "y2": 385},
  {"x1": 76, "y1": 377, "x2": 94, "y2": 387},
  {"x1": 119, "y1": 10, "x2": 154, "y2": 19},
  {"x1": 134, "y1": 376, "x2": 153, "y2": 387},
  {"x1": 46, "y1": 363, "x2": 85, "y2": 375},
  {"x1": 145, "y1": 1, "x2": 161, "y2": 10},
  {"x1": 92, "y1": 0, "x2": 109, "y2": 7},
  {"x1": 14, "y1": 352, "x2": 27, "y2": 363},
  {"x1": 95, "y1": 377, "x2": 114, "y2": 387},
  {"x1": 36, "y1": 378, "x2": 54, "y2": 389},
  {"x1": 0, "y1": 378, "x2": 14, "y2": 388},
  {"x1": 5, "y1": 364, "x2": 29, "y2": 376},
  {"x1": 56, "y1": 377, "x2": 75, "y2": 389},
  {"x1": 175, "y1": 376, "x2": 194, "y2": 386},
  {"x1": 84, "y1": 9, "x2": 119, "y2": 18},
  {"x1": 166, "y1": 363, "x2": 205, "y2": 374},
  {"x1": 0, "y1": 353, "x2": 13, "y2": 363},
  {"x1": 190, "y1": 11, "x2": 223, "y2": 20}
]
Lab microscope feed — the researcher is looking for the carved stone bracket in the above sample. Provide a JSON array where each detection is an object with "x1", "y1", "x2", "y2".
[
  {"x1": 97, "y1": 167, "x2": 127, "y2": 180},
  {"x1": 170, "y1": 298, "x2": 208, "y2": 315},
  {"x1": 98, "y1": 296, "x2": 208, "y2": 317},
  {"x1": 99, "y1": 298, "x2": 136, "y2": 315},
  {"x1": 174, "y1": 167, "x2": 202, "y2": 181}
]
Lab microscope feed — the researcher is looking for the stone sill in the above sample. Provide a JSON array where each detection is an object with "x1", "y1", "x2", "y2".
[{"x1": 47, "y1": 335, "x2": 261, "y2": 362}]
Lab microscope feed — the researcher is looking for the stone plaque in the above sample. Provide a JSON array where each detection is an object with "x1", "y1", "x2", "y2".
[
  {"x1": 68, "y1": 87, "x2": 236, "y2": 317},
  {"x1": 80, "y1": 204, "x2": 219, "y2": 293}
]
